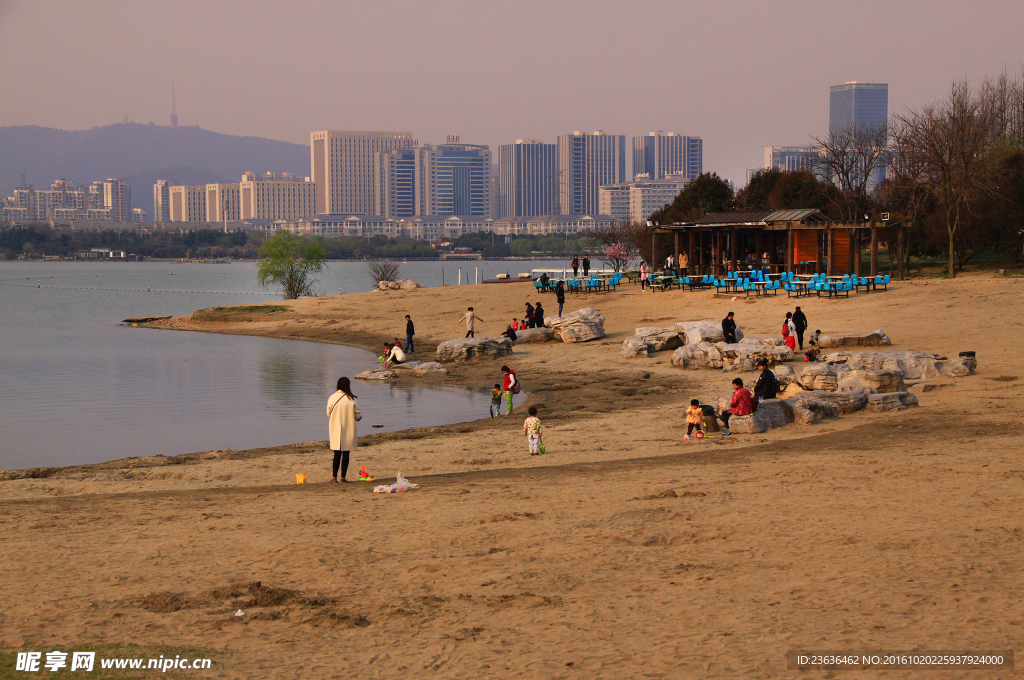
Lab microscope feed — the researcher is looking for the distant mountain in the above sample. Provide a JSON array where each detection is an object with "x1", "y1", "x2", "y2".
[{"x1": 0, "y1": 123, "x2": 309, "y2": 211}]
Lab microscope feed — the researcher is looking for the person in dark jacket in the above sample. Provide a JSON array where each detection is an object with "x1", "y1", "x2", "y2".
[
  {"x1": 554, "y1": 281, "x2": 565, "y2": 317},
  {"x1": 404, "y1": 314, "x2": 415, "y2": 353},
  {"x1": 582, "y1": 255, "x2": 590, "y2": 276},
  {"x1": 792, "y1": 306, "x2": 808, "y2": 349},
  {"x1": 753, "y1": 359, "x2": 778, "y2": 402},
  {"x1": 525, "y1": 302, "x2": 536, "y2": 328},
  {"x1": 722, "y1": 312, "x2": 738, "y2": 343},
  {"x1": 571, "y1": 256, "x2": 579, "y2": 277},
  {"x1": 501, "y1": 325, "x2": 518, "y2": 342},
  {"x1": 533, "y1": 301, "x2": 546, "y2": 327}
]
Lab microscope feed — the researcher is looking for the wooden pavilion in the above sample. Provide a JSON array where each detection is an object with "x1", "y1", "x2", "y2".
[{"x1": 653, "y1": 210, "x2": 910, "y2": 280}]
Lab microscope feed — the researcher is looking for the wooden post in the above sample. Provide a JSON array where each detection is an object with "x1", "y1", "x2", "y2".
[
  {"x1": 826, "y1": 228, "x2": 835, "y2": 276},
  {"x1": 715, "y1": 229, "x2": 724, "y2": 276},
  {"x1": 651, "y1": 230, "x2": 657, "y2": 269},
  {"x1": 786, "y1": 227, "x2": 793, "y2": 272},
  {"x1": 729, "y1": 228, "x2": 737, "y2": 272},
  {"x1": 816, "y1": 229, "x2": 824, "y2": 274},
  {"x1": 688, "y1": 231, "x2": 695, "y2": 275},
  {"x1": 870, "y1": 225, "x2": 878, "y2": 276},
  {"x1": 674, "y1": 231, "x2": 681, "y2": 275},
  {"x1": 897, "y1": 226, "x2": 906, "y2": 280}
]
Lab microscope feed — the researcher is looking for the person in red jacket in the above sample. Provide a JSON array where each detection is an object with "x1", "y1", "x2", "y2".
[{"x1": 719, "y1": 377, "x2": 753, "y2": 435}]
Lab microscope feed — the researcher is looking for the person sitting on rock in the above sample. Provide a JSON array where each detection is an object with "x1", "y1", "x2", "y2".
[
  {"x1": 753, "y1": 359, "x2": 779, "y2": 403},
  {"x1": 501, "y1": 324, "x2": 518, "y2": 342},
  {"x1": 719, "y1": 378, "x2": 753, "y2": 436},
  {"x1": 722, "y1": 312, "x2": 738, "y2": 343},
  {"x1": 384, "y1": 342, "x2": 406, "y2": 367}
]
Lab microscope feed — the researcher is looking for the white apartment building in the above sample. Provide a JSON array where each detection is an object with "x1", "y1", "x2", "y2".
[
  {"x1": 764, "y1": 146, "x2": 820, "y2": 173},
  {"x1": 491, "y1": 214, "x2": 615, "y2": 236},
  {"x1": 169, "y1": 185, "x2": 206, "y2": 222},
  {"x1": 558, "y1": 131, "x2": 626, "y2": 216},
  {"x1": 4, "y1": 179, "x2": 130, "y2": 222},
  {"x1": 102, "y1": 179, "x2": 131, "y2": 222},
  {"x1": 205, "y1": 183, "x2": 241, "y2": 222},
  {"x1": 239, "y1": 171, "x2": 316, "y2": 221},
  {"x1": 153, "y1": 180, "x2": 173, "y2": 222},
  {"x1": 598, "y1": 175, "x2": 690, "y2": 223},
  {"x1": 310, "y1": 130, "x2": 413, "y2": 215}
]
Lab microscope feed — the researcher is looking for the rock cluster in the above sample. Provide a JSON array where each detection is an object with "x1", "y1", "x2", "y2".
[
  {"x1": 377, "y1": 279, "x2": 421, "y2": 290},
  {"x1": 435, "y1": 337, "x2": 513, "y2": 362},
  {"x1": 548, "y1": 308, "x2": 606, "y2": 343}
]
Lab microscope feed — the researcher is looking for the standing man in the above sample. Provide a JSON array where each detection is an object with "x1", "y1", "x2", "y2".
[
  {"x1": 665, "y1": 253, "x2": 674, "y2": 274},
  {"x1": 404, "y1": 314, "x2": 415, "y2": 353},
  {"x1": 458, "y1": 307, "x2": 484, "y2": 338},
  {"x1": 582, "y1": 255, "x2": 590, "y2": 277},
  {"x1": 792, "y1": 306, "x2": 808, "y2": 350},
  {"x1": 554, "y1": 280, "x2": 565, "y2": 317},
  {"x1": 722, "y1": 311, "x2": 738, "y2": 344}
]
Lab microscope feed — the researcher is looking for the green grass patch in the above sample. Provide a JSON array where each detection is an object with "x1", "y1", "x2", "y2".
[{"x1": 0, "y1": 644, "x2": 219, "y2": 679}]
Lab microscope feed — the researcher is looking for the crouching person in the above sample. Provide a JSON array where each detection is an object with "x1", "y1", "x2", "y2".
[{"x1": 719, "y1": 378, "x2": 754, "y2": 436}]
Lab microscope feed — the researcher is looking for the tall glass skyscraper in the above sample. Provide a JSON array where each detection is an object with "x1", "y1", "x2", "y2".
[{"x1": 829, "y1": 82, "x2": 888, "y2": 134}]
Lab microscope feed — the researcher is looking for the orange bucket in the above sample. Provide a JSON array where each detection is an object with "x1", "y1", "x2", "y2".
[{"x1": 295, "y1": 474, "x2": 308, "y2": 484}]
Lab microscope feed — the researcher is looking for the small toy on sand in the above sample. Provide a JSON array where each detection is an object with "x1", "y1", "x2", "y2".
[{"x1": 359, "y1": 465, "x2": 374, "y2": 481}]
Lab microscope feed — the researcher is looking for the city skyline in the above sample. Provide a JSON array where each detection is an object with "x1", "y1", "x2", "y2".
[{"x1": 1, "y1": 1, "x2": 1021, "y2": 187}]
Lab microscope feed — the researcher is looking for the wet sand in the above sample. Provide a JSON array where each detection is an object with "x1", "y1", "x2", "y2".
[{"x1": 2, "y1": 274, "x2": 1022, "y2": 678}]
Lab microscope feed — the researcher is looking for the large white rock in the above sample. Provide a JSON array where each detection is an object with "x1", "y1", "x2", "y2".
[
  {"x1": 435, "y1": 337, "x2": 513, "y2": 362},
  {"x1": 837, "y1": 369, "x2": 907, "y2": 394},
  {"x1": 671, "y1": 341, "x2": 725, "y2": 369},
  {"x1": 798, "y1": 389, "x2": 869, "y2": 414},
  {"x1": 782, "y1": 395, "x2": 843, "y2": 425},
  {"x1": 866, "y1": 391, "x2": 919, "y2": 412},
  {"x1": 355, "y1": 369, "x2": 397, "y2": 380},
  {"x1": 719, "y1": 342, "x2": 796, "y2": 372},
  {"x1": 798, "y1": 364, "x2": 840, "y2": 391},
  {"x1": 621, "y1": 336, "x2": 649, "y2": 358},
  {"x1": 817, "y1": 329, "x2": 892, "y2": 348},
  {"x1": 391, "y1": 360, "x2": 448, "y2": 375},
  {"x1": 820, "y1": 350, "x2": 940, "y2": 379},
  {"x1": 549, "y1": 308, "x2": 606, "y2": 343},
  {"x1": 515, "y1": 327, "x2": 556, "y2": 344},
  {"x1": 714, "y1": 399, "x2": 790, "y2": 434},
  {"x1": 634, "y1": 326, "x2": 683, "y2": 352},
  {"x1": 674, "y1": 320, "x2": 744, "y2": 345},
  {"x1": 397, "y1": 279, "x2": 421, "y2": 290},
  {"x1": 378, "y1": 280, "x2": 401, "y2": 290}
]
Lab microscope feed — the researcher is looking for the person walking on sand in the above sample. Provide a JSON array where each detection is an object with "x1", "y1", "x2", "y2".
[
  {"x1": 684, "y1": 399, "x2": 704, "y2": 440},
  {"x1": 571, "y1": 255, "x2": 580, "y2": 277},
  {"x1": 523, "y1": 406, "x2": 543, "y2": 456},
  {"x1": 792, "y1": 306, "x2": 807, "y2": 350},
  {"x1": 782, "y1": 312, "x2": 797, "y2": 352},
  {"x1": 640, "y1": 262, "x2": 650, "y2": 290},
  {"x1": 327, "y1": 377, "x2": 361, "y2": 483},
  {"x1": 554, "y1": 280, "x2": 565, "y2": 317},
  {"x1": 722, "y1": 311, "x2": 738, "y2": 343},
  {"x1": 404, "y1": 314, "x2": 415, "y2": 353},
  {"x1": 502, "y1": 365, "x2": 519, "y2": 415},
  {"x1": 582, "y1": 255, "x2": 590, "y2": 277},
  {"x1": 458, "y1": 307, "x2": 483, "y2": 338}
]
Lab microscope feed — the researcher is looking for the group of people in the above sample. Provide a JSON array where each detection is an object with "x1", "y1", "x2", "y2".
[
  {"x1": 721, "y1": 307, "x2": 820, "y2": 358},
  {"x1": 686, "y1": 359, "x2": 784, "y2": 438}
]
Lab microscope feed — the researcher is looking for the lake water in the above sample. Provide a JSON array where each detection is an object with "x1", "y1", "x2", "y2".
[{"x1": 0, "y1": 260, "x2": 553, "y2": 470}]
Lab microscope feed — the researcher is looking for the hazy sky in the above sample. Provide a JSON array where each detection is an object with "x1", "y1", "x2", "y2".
[{"x1": 2, "y1": 0, "x2": 1023, "y2": 184}]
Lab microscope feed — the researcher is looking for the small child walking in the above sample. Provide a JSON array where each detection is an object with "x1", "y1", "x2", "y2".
[
  {"x1": 523, "y1": 406, "x2": 543, "y2": 455},
  {"x1": 684, "y1": 399, "x2": 705, "y2": 440},
  {"x1": 490, "y1": 383, "x2": 503, "y2": 417}
]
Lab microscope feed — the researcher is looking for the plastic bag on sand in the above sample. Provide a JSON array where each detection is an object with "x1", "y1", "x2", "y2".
[{"x1": 372, "y1": 472, "x2": 419, "y2": 494}]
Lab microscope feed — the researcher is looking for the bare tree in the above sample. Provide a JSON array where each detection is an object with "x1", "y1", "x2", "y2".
[
  {"x1": 581, "y1": 220, "x2": 644, "y2": 271},
  {"x1": 891, "y1": 81, "x2": 999, "y2": 277},
  {"x1": 368, "y1": 260, "x2": 400, "y2": 286}
]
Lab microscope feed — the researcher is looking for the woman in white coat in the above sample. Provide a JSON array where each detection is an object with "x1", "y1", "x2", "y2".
[{"x1": 327, "y1": 377, "x2": 361, "y2": 483}]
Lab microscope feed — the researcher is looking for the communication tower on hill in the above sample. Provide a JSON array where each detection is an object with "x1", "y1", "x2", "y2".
[{"x1": 170, "y1": 81, "x2": 179, "y2": 127}]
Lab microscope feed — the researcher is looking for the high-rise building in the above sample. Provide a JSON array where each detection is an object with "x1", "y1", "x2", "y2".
[
  {"x1": 829, "y1": 81, "x2": 888, "y2": 185},
  {"x1": 829, "y1": 81, "x2": 888, "y2": 134},
  {"x1": 239, "y1": 172, "x2": 317, "y2": 221},
  {"x1": 96, "y1": 179, "x2": 131, "y2": 222},
  {"x1": 558, "y1": 131, "x2": 626, "y2": 215},
  {"x1": 169, "y1": 185, "x2": 206, "y2": 222},
  {"x1": 497, "y1": 139, "x2": 558, "y2": 218},
  {"x1": 373, "y1": 148, "x2": 417, "y2": 218},
  {"x1": 414, "y1": 144, "x2": 492, "y2": 217},
  {"x1": 764, "y1": 146, "x2": 820, "y2": 173},
  {"x1": 310, "y1": 130, "x2": 413, "y2": 215},
  {"x1": 153, "y1": 180, "x2": 173, "y2": 222},
  {"x1": 206, "y1": 183, "x2": 241, "y2": 222},
  {"x1": 632, "y1": 132, "x2": 702, "y2": 180}
]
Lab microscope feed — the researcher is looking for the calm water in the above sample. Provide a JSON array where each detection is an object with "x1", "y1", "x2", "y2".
[{"x1": 0, "y1": 260, "x2": 547, "y2": 470}]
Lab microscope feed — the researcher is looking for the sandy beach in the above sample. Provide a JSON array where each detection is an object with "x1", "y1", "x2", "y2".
[{"x1": 2, "y1": 273, "x2": 1022, "y2": 678}]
